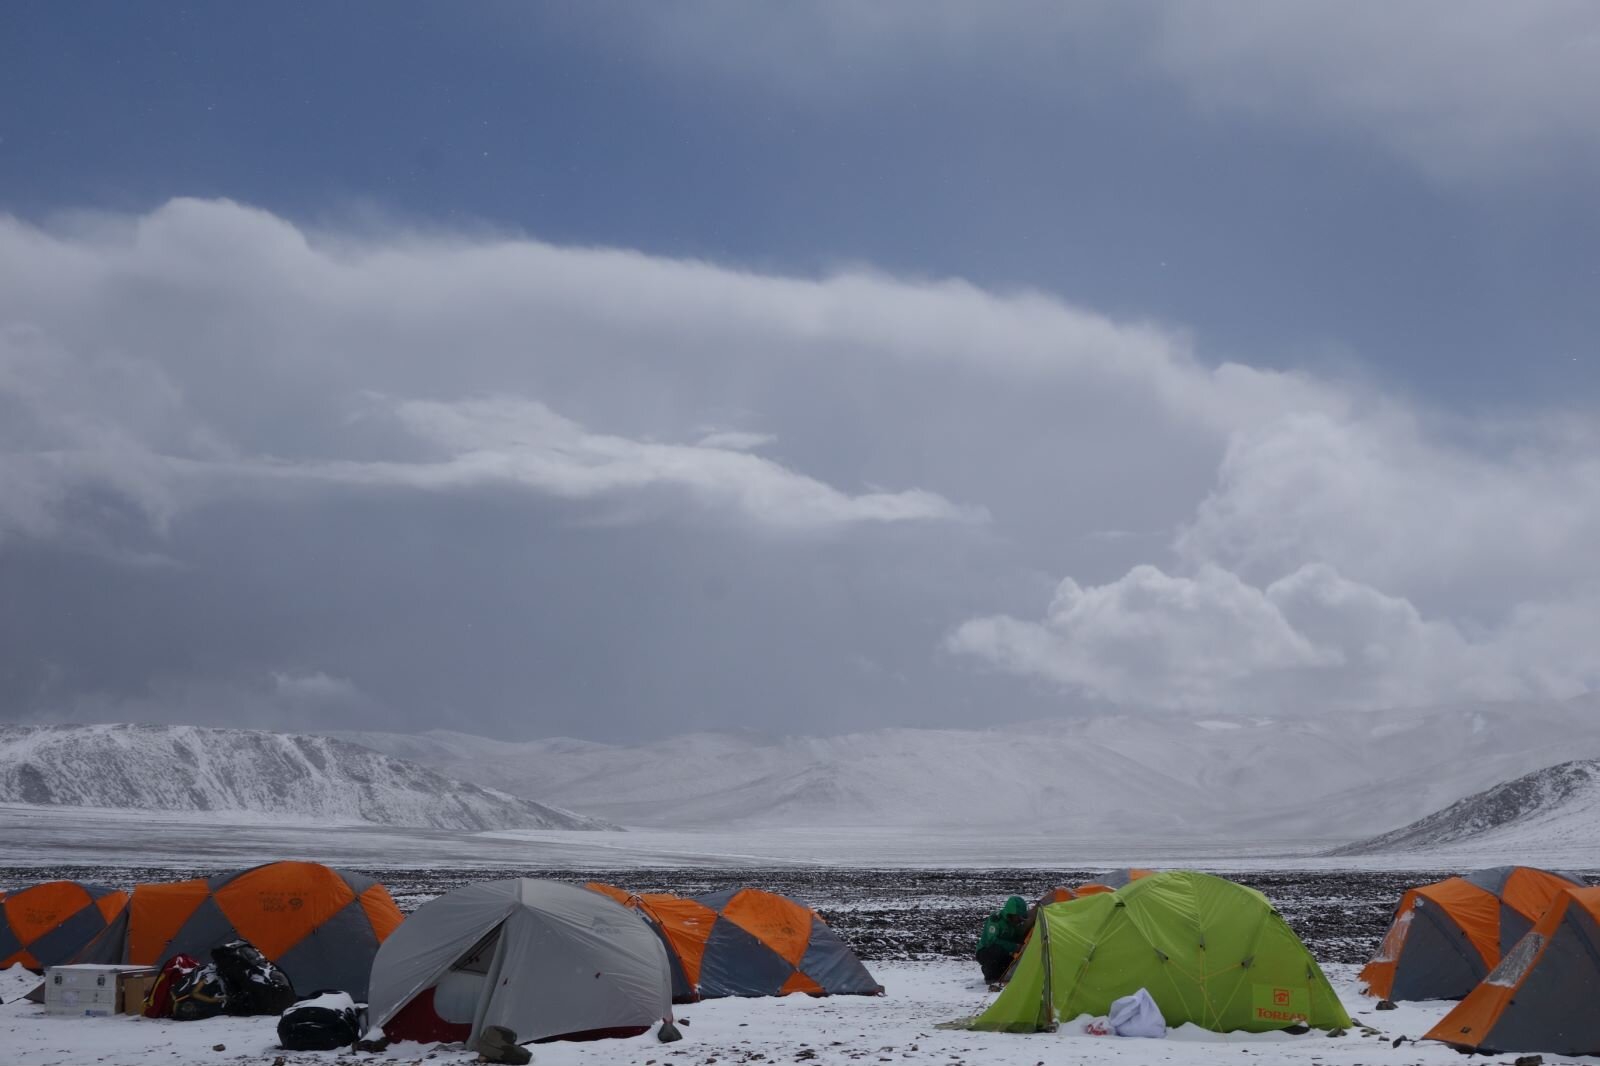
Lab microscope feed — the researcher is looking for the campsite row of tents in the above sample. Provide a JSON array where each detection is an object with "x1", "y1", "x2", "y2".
[
  {"x1": 1, "y1": 863, "x2": 882, "y2": 1047},
  {"x1": 7, "y1": 862, "x2": 1597, "y2": 1055}
]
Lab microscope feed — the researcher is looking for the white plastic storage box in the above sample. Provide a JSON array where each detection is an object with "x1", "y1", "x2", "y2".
[{"x1": 43, "y1": 965, "x2": 157, "y2": 1017}]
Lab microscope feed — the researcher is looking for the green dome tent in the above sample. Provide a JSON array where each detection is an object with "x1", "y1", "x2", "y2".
[{"x1": 957, "y1": 871, "x2": 1350, "y2": 1034}]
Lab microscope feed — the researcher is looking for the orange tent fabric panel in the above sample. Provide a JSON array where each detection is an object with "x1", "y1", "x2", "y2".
[
  {"x1": 1500, "y1": 867, "x2": 1579, "y2": 923},
  {"x1": 1358, "y1": 889, "x2": 1419, "y2": 998},
  {"x1": 640, "y1": 896, "x2": 718, "y2": 988},
  {"x1": 583, "y1": 882, "x2": 633, "y2": 906},
  {"x1": 1416, "y1": 878, "x2": 1501, "y2": 968},
  {"x1": 96, "y1": 891, "x2": 128, "y2": 924},
  {"x1": 358, "y1": 885, "x2": 404, "y2": 943},
  {"x1": 720, "y1": 889, "x2": 815, "y2": 967},
  {"x1": 3, "y1": 882, "x2": 92, "y2": 945},
  {"x1": 781, "y1": 971, "x2": 824, "y2": 995},
  {"x1": 128, "y1": 879, "x2": 211, "y2": 965},
  {"x1": 214, "y1": 861, "x2": 355, "y2": 959}
]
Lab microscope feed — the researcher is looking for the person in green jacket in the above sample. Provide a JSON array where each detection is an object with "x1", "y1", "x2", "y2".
[{"x1": 975, "y1": 895, "x2": 1033, "y2": 985}]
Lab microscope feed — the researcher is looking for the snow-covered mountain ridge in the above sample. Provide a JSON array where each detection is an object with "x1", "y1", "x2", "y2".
[
  {"x1": 0, "y1": 723, "x2": 612, "y2": 832},
  {"x1": 1334, "y1": 760, "x2": 1600, "y2": 855},
  {"x1": 336, "y1": 695, "x2": 1600, "y2": 840}
]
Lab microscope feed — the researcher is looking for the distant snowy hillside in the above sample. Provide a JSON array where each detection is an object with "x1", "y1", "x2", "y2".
[
  {"x1": 336, "y1": 695, "x2": 1600, "y2": 840},
  {"x1": 1335, "y1": 760, "x2": 1600, "y2": 855},
  {"x1": 0, "y1": 724, "x2": 612, "y2": 832}
]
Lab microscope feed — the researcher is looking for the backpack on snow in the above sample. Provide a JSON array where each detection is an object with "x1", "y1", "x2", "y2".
[
  {"x1": 143, "y1": 953, "x2": 202, "y2": 1019},
  {"x1": 277, "y1": 990, "x2": 363, "y2": 1051},
  {"x1": 211, "y1": 940, "x2": 296, "y2": 1016},
  {"x1": 170, "y1": 962, "x2": 229, "y2": 1021}
]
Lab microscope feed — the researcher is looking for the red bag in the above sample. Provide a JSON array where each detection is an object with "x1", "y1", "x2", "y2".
[{"x1": 143, "y1": 953, "x2": 202, "y2": 1019}]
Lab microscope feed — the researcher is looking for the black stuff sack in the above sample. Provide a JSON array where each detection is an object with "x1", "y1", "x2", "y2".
[
  {"x1": 211, "y1": 939, "x2": 296, "y2": 1016},
  {"x1": 277, "y1": 991, "x2": 363, "y2": 1051}
]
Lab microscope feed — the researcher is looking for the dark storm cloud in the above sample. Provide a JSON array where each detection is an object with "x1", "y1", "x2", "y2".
[{"x1": 1, "y1": 199, "x2": 1599, "y2": 737}]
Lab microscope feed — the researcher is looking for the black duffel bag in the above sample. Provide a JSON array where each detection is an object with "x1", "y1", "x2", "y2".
[{"x1": 277, "y1": 990, "x2": 363, "y2": 1051}]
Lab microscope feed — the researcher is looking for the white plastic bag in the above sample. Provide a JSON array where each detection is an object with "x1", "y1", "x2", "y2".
[{"x1": 1108, "y1": 987, "x2": 1166, "y2": 1038}]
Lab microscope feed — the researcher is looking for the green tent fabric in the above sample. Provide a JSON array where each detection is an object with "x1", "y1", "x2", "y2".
[{"x1": 958, "y1": 871, "x2": 1351, "y2": 1034}]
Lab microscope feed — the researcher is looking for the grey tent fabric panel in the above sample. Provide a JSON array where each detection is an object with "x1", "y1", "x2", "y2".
[
  {"x1": 1478, "y1": 908, "x2": 1600, "y2": 1055},
  {"x1": 367, "y1": 880, "x2": 522, "y2": 1033},
  {"x1": 338, "y1": 869, "x2": 378, "y2": 896},
  {"x1": 1463, "y1": 868, "x2": 1516, "y2": 896},
  {"x1": 647, "y1": 924, "x2": 694, "y2": 1002},
  {"x1": 797, "y1": 917, "x2": 882, "y2": 996},
  {"x1": 477, "y1": 884, "x2": 672, "y2": 1042},
  {"x1": 1390, "y1": 901, "x2": 1486, "y2": 1001},
  {"x1": 694, "y1": 889, "x2": 741, "y2": 912},
  {"x1": 0, "y1": 922, "x2": 21, "y2": 962},
  {"x1": 164, "y1": 896, "x2": 241, "y2": 962},
  {"x1": 275, "y1": 897, "x2": 380, "y2": 999},
  {"x1": 1499, "y1": 904, "x2": 1533, "y2": 956},
  {"x1": 70, "y1": 910, "x2": 129, "y2": 965},
  {"x1": 697, "y1": 918, "x2": 794, "y2": 998},
  {"x1": 21, "y1": 905, "x2": 106, "y2": 969}
]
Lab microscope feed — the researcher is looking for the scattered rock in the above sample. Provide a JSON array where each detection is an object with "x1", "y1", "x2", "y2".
[
  {"x1": 1514, "y1": 1057, "x2": 1544, "y2": 1066},
  {"x1": 211, "y1": 1046, "x2": 225, "y2": 1053},
  {"x1": 1375, "y1": 999, "x2": 1397, "y2": 1010},
  {"x1": 1326, "y1": 1027, "x2": 1347, "y2": 1037}
]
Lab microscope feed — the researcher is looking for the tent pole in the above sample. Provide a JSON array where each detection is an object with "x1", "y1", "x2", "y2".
[{"x1": 1037, "y1": 908, "x2": 1056, "y2": 1032}]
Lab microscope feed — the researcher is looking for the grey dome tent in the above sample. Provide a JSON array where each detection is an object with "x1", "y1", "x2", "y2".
[{"x1": 367, "y1": 879, "x2": 674, "y2": 1048}]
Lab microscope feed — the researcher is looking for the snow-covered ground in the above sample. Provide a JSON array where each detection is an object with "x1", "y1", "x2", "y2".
[
  {"x1": 4, "y1": 961, "x2": 1586, "y2": 1066},
  {"x1": 336, "y1": 698, "x2": 1600, "y2": 843},
  {"x1": 9, "y1": 802, "x2": 1600, "y2": 871}
]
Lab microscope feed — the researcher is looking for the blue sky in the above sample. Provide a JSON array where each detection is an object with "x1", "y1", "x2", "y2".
[
  {"x1": 5, "y1": 3, "x2": 1595, "y2": 405},
  {"x1": 2, "y1": 4, "x2": 1598, "y2": 738}
]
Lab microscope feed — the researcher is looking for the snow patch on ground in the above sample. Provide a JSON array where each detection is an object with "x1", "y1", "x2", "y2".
[{"x1": 2, "y1": 961, "x2": 1574, "y2": 1066}]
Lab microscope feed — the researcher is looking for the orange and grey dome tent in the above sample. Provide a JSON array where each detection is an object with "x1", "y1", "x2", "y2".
[
  {"x1": 1361, "y1": 866, "x2": 1581, "y2": 1002},
  {"x1": 1075, "y1": 868, "x2": 1155, "y2": 896},
  {"x1": 586, "y1": 884, "x2": 881, "y2": 1002},
  {"x1": 1036, "y1": 870, "x2": 1158, "y2": 910},
  {"x1": 1426, "y1": 886, "x2": 1600, "y2": 1056},
  {"x1": 80, "y1": 861, "x2": 402, "y2": 998},
  {"x1": 1, "y1": 881, "x2": 128, "y2": 970}
]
